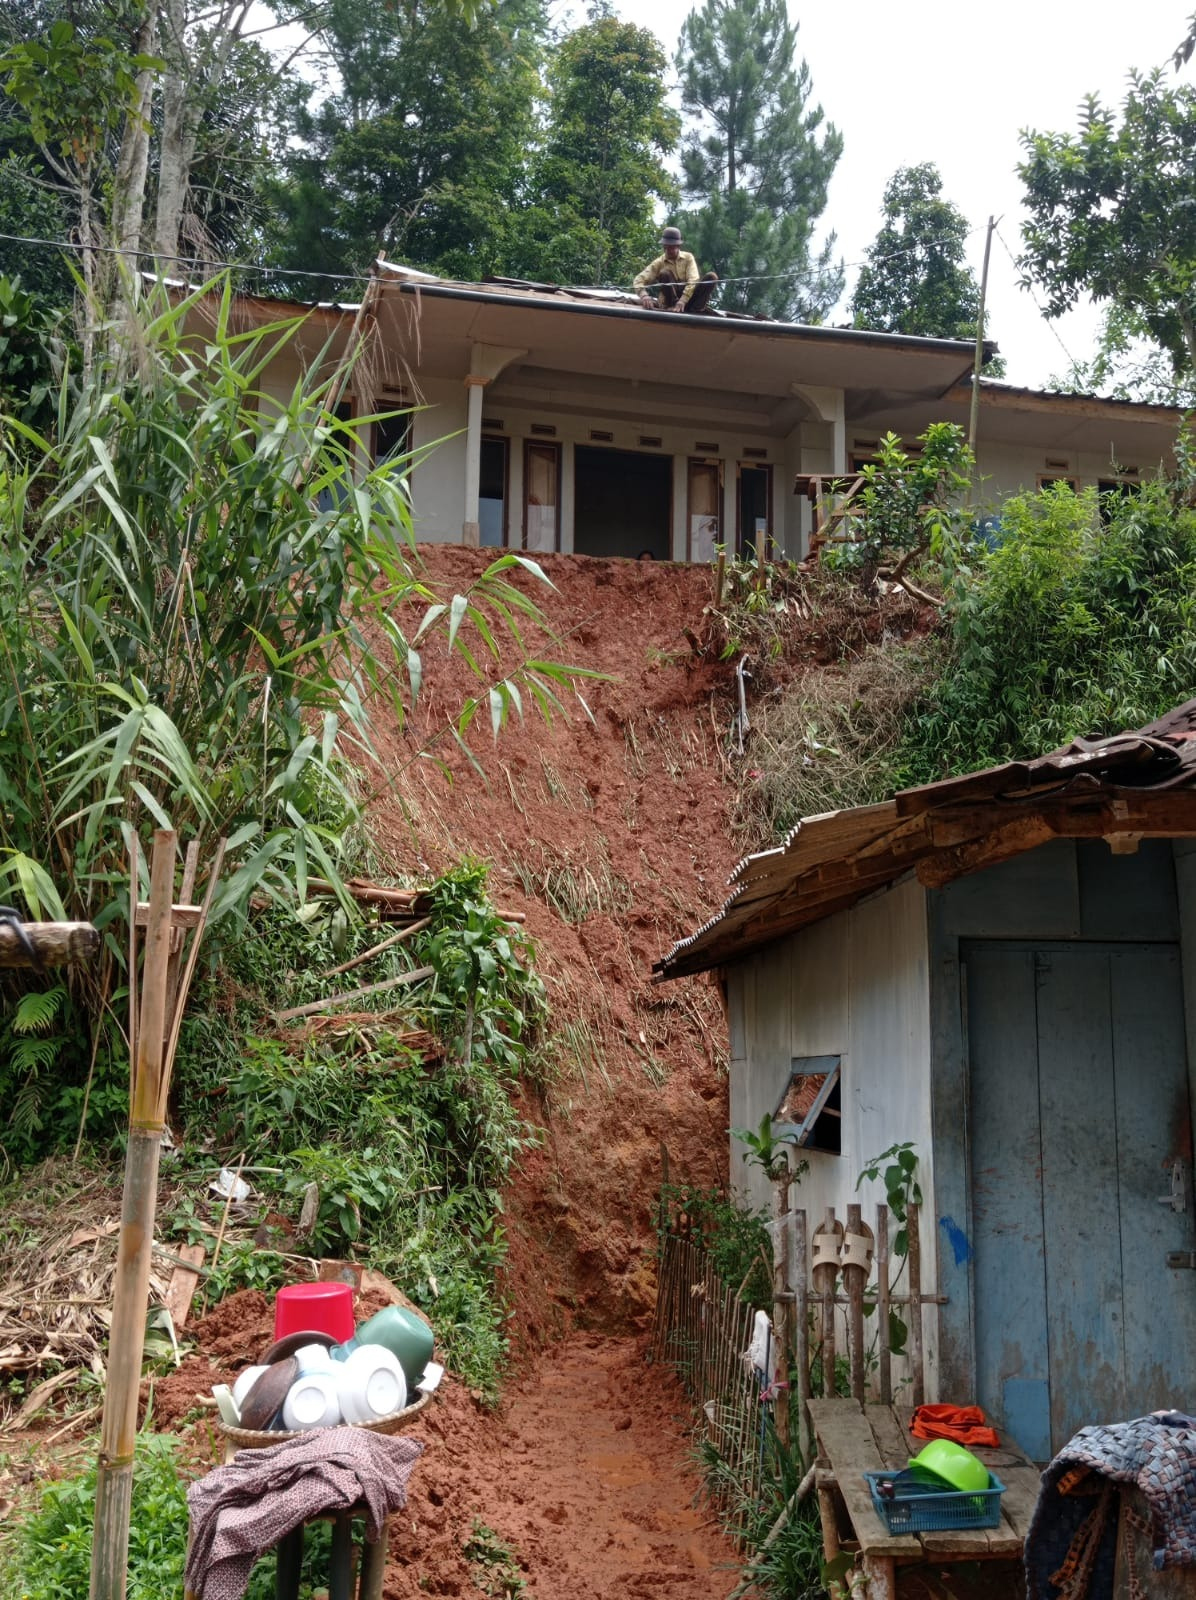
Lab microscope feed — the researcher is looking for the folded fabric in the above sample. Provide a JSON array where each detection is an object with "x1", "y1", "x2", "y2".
[
  {"x1": 185, "y1": 1426, "x2": 423, "y2": 1600},
  {"x1": 910, "y1": 1403, "x2": 1000, "y2": 1449}
]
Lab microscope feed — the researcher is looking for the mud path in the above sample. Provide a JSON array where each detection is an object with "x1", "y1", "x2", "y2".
[{"x1": 386, "y1": 1333, "x2": 738, "y2": 1597}]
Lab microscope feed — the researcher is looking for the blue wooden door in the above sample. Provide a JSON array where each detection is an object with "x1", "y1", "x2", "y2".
[{"x1": 966, "y1": 941, "x2": 1196, "y2": 1460}]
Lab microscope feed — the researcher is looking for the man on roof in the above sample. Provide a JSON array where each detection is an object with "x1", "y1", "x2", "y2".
[{"x1": 634, "y1": 226, "x2": 719, "y2": 314}]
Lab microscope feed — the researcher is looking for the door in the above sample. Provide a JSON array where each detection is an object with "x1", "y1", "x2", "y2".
[
  {"x1": 479, "y1": 437, "x2": 508, "y2": 547},
  {"x1": 737, "y1": 464, "x2": 771, "y2": 561},
  {"x1": 523, "y1": 441, "x2": 560, "y2": 553},
  {"x1": 573, "y1": 446, "x2": 671, "y2": 559},
  {"x1": 688, "y1": 458, "x2": 722, "y2": 562},
  {"x1": 966, "y1": 941, "x2": 1196, "y2": 1460}
]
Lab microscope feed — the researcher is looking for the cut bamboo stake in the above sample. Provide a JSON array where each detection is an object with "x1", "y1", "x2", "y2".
[
  {"x1": 876, "y1": 1203, "x2": 892, "y2": 1406},
  {"x1": 770, "y1": 1162, "x2": 793, "y2": 1449},
  {"x1": 90, "y1": 831, "x2": 223, "y2": 1600},
  {"x1": 317, "y1": 916, "x2": 431, "y2": 980},
  {"x1": 274, "y1": 964, "x2": 435, "y2": 1024},
  {"x1": 907, "y1": 1203, "x2": 924, "y2": 1408}
]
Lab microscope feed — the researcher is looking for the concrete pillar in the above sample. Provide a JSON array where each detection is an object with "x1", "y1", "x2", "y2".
[{"x1": 462, "y1": 374, "x2": 488, "y2": 546}]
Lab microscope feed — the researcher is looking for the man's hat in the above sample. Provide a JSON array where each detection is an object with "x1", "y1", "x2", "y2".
[{"x1": 661, "y1": 226, "x2": 682, "y2": 245}]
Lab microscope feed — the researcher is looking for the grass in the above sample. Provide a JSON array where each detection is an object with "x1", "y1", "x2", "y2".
[{"x1": 735, "y1": 640, "x2": 935, "y2": 846}]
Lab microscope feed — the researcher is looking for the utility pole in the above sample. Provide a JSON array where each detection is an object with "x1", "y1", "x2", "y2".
[{"x1": 968, "y1": 215, "x2": 998, "y2": 473}]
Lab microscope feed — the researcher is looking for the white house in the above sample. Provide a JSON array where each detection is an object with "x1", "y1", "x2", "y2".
[{"x1": 231, "y1": 262, "x2": 1186, "y2": 562}]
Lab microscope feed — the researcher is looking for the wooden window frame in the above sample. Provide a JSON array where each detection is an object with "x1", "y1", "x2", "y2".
[
  {"x1": 1037, "y1": 474, "x2": 1079, "y2": 492},
  {"x1": 522, "y1": 439, "x2": 561, "y2": 554},
  {"x1": 774, "y1": 1055, "x2": 842, "y2": 1155}
]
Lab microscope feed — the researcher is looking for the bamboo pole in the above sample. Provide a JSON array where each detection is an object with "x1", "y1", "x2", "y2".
[
  {"x1": 907, "y1": 1203, "x2": 924, "y2": 1408},
  {"x1": 876, "y1": 1203, "x2": 892, "y2": 1406},
  {"x1": 845, "y1": 1203, "x2": 865, "y2": 1404},
  {"x1": 770, "y1": 1163, "x2": 793, "y2": 1449},
  {"x1": 90, "y1": 832, "x2": 222, "y2": 1600}
]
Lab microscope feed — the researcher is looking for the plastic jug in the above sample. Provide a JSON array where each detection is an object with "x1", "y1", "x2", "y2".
[{"x1": 331, "y1": 1306, "x2": 434, "y2": 1389}]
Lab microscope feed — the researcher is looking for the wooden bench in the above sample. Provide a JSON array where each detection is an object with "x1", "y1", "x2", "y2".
[{"x1": 807, "y1": 1399, "x2": 1039, "y2": 1598}]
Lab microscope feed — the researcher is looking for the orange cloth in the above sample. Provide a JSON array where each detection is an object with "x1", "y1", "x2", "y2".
[{"x1": 910, "y1": 1403, "x2": 1000, "y2": 1448}]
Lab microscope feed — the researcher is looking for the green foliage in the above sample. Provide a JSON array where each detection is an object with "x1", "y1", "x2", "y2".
[
  {"x1": 852, "y1": 163, "x2": 1003, "y2": 371},
  {"x1": 698, "y1": 1421, "x2": 824, "y2": 1598},
  {"x1": 675, "y1": 0, "x2": 842, "y2": 321},
  {"x1": 263, "y1": 0, "x2": 547, "y2": 288},
  {"x1": 0, "y1": 20, "x2": 158, "y2": 170},
  {"x1": 902, "y1": 472, "x2": 1196, "y2": 782},
  {"x1": 1019, "y1": 70, "x2": 1196, "y2": 378},
  {"x1": 0, "y1": 982, "x2": 86, "y2": 1168},
  {"x1": 0, "y1": 280, "x2": 573, "y2": 1162},
  {"x1": 507, "y1": 17, "x2": 679, "y2": 288},
  {"x1": 731, "y1": 1114, "x2": 808, "y2": 1185},
  {"x1": 0, "y1": 1433, "x2": 190, "y2": 1600},
  {"x1": 0, "y1": 276, "x2": 65, "y2": 435},
  {"x1": 169, "y1": 864, "x2": 546, "y2": 1397},
  {"x1": 463, "y1": 1520, "x2": 527, "y2": 1598},
  {"x1": 824, "y1": 423, "x2": 974, "y2": 584},
  {"x1": 857, "y1": 1141, "x2": 921, "y2": 1357},
  {"x1": 660, "y1": 1182, "x2": 772, "y2": 1306}
]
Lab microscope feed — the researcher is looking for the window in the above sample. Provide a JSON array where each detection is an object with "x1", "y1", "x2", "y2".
[
  {"x1": 316, "y1": 399, "x2": 354, "y2": 512},
  {"x1": 773, "y1": 1056, "x2": 841, "y2": 1154},
  {"x1": 479, "y1": 436, "x2": 509, "y2": 548},
  {"x1": 523, "y1": 441, "x2": 560, "y2": 553},
  {"x1": 1097, "y1": 478, "x2": 1141, "y2": 525},
  {"x1": 1037, "y1": 475, "x2": 1079, "y2": 491},
  {"x1": 688, "y1": 458, "x2": 722, "y2": 561}
]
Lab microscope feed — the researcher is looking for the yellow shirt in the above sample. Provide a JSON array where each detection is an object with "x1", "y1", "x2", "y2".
[{"x1": 634, "y1": 250, "x2": 700, "y2": 306}]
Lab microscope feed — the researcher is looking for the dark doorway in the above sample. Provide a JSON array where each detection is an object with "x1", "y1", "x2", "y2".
[
  {"x1": 479, "y1": 437, "x2": 509, "y2": 547},
  {"x1": 574, "y1": 446, "x2": 671, "y2": 559},
  {"x1": 738, "y1": 464, "x2": 771, "y2": 561}
]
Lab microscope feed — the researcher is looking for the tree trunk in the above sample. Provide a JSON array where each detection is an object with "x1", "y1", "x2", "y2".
[{"x1": 109, "y1": 7, "x2": 160, "y2": 282}]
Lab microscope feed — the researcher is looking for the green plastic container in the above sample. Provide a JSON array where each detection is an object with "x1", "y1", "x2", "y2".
[{"x1": 331, "y1": 1306, "x2": 434, "y2": 1389}]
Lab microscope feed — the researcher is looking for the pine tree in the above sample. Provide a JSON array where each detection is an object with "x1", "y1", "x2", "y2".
[
  {"x1": 675, "y1": 0, "x2": 842, "y2": 322},
  {"x1": 851, "y1": 164, "x2": 983, "y2": 343},
  {"x1": 507, "y1": 15, "x2": 678, "y2": 288}
]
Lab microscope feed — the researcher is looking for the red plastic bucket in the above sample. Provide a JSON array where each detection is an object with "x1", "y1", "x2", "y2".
[{"x1": 273, "y1": 1282, "x2": 355, "y2": 1343}]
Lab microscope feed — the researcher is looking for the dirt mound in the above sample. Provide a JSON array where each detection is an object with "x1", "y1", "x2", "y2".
[{"x1": 364, "y1": 550, "x2": 743, "y2": 1339}]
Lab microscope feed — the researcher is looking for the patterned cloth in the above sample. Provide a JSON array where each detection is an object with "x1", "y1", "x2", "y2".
[
  {"x1": 185, "y1": 1427, "x2": 423, "y2": 1600},
  {"x1": 1025, "y1": 1414, "x2": 1196, "y2": 1600}
]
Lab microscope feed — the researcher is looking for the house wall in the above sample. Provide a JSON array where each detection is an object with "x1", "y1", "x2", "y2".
[{"x1": 726, "y1": 873, "x2": 939, "y2": 1389}]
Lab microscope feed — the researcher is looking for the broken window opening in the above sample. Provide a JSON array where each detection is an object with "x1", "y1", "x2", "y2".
[{"x1": 774, "y1": 1055, "x2": 841, "y2": 1154}]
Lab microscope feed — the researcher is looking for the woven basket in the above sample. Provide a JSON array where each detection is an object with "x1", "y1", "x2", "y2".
[{"x1": 218, "y1": 1388, "x2": 432, "y2": 1451}]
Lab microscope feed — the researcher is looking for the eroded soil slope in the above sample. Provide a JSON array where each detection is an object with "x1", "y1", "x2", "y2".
[{"x1": 368, "y1": 550, "x2": 745, "y2": 1342}]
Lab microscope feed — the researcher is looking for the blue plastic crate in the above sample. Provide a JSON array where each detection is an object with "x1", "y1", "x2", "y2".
[{"x1": 864, "y1": 1470, "x2": 1006, "y2": 1533}]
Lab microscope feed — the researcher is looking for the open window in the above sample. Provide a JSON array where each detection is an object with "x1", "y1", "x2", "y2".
[{"x1": 773, "y1": 1055, "x2": 841, "y2": 1154}]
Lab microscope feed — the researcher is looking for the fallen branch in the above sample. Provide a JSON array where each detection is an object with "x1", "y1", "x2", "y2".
[
  {"x1": 724, "y1": 1463, "x2": 817, "y2": 1600},
  {"x1": 275, "y1": 965, "x2": 435, "y2": 1024}
]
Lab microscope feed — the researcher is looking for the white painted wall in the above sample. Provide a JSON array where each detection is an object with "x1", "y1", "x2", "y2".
[{"x1": 726, "y1": 873, "x2": 940, "y2": 1393}]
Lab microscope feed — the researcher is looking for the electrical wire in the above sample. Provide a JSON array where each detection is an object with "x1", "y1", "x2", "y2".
[{"x1": 992, "y1": 221, "x2": 1081, "y2": 372}]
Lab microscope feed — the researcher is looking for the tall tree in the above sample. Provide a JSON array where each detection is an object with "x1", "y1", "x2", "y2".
[
  {"x1": 1019, "y1": 70, "x2": 1196, "y2": 378},
  {"x1": 505, "y1": 15, "x2": 678, "y2": 288},
  {"x1": 674, "y1": 0, "x2": 842, "y2": 322},
  {"x1": 852, "y1": 164, "x2": 979, "y2": 341},
  {"x1": 264, "y1": 0, "x2": 545, "y2": 288}
]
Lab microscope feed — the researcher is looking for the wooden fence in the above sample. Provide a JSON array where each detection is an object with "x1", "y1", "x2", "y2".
[{"x1": 652, "y1": 1200, "x2": 939, "y2": 1468}]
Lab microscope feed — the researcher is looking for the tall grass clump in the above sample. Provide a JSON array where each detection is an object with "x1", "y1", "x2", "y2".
[
  {"x1": 903, "y1": 471, "x2": 1196, "y2": 782},
  {"x1": 0, "y1": 276, "x2": 574, "y2": 1163}
]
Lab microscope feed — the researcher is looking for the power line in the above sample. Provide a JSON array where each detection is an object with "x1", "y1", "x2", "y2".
[{"x1": 991, "y1": 221, "x2": 1081, "y2": 373}]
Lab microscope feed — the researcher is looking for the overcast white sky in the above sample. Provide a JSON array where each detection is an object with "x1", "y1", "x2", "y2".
[{"x1": 601, "y1": 0, "x2": 1189, "y2": 387}]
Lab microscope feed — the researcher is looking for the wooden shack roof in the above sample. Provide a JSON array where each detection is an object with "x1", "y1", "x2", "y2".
[{"x1": 654, "y1": 699, "x2": 1196, "y2": 980}]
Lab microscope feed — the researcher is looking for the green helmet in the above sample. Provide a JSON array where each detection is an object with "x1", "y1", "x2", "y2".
[{"x1": 908, "y1": 1439, "x2": 989, "y2": 1493}]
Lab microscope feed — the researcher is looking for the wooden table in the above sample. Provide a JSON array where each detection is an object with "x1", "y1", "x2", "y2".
[{"x1": 807, "y1": 1399, "x2": 1040, "y2": 1599}]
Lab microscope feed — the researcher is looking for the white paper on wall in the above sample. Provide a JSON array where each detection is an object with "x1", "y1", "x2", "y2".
[{"x1": 691, "y1": 514, "x2": 719, "y2": 563}]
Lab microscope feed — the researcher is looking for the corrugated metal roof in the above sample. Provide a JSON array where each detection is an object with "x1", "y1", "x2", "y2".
[{"x1": 654, "y1": 699, "x2": 1196, "y2": 980}]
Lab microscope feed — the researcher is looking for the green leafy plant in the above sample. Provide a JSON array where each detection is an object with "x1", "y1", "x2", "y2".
[
  {"x1": 823, "y1": 423, "x2": 974, "y2": 597},
  {"x1": 659, "y1": 1181, "x2": 773, "y2": 1307},
  {"x1": 463, "y1": 1521, "x2": 528, "y2": 1598},
  {"x1": 733, "y1": 1114, "x2": 810, "y2": 1186},
  {"x1": 857, "y1": 1141, "x2": 922, "y2": 1358}
]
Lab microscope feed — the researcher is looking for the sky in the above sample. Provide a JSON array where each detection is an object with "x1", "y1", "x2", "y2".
[{"x1": 601, "y1": 0, "x2": 1189, "y2": 388}]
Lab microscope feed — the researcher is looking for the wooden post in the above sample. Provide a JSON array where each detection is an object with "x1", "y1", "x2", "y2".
[
  {"x1": 876, "y1": 1203, "x2": 892, "y2": 1406},
  {"x1": 770, "y1": 1162, "x2": 793, "y2": 1448},
  {"x1": 968, "y1": 215, "x2": 997, "y2": 478},
  {"x1": 844, "y1": 1203, "x2": 866, "y2": 1404},
  {"x1": 794, "y1": 1209, "x2": 810, "y2": 1458},
  {"x1": 812, "y1": 1207, "x2": 840, "y2": 1398},
  {"x1": 907, "y1": 1202, "x2": 924, "y2": 1408},
  {"x1": 90, "y1": 832, "x2": 223, "y2": 1600}
]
